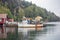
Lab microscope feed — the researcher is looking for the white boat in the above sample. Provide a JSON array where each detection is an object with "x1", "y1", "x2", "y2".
[{"x1": 18, "y1": 22, "x2": 43, "y2": 30}]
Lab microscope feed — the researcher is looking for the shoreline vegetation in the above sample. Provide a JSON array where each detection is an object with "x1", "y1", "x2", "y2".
[{"x1": 0, "y1": 0, "x2": 60, "y2": 22}]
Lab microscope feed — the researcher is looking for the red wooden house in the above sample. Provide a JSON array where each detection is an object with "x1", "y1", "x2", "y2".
[{"x1": 0, "y1": 14, "x2": 7, "y2": 33}]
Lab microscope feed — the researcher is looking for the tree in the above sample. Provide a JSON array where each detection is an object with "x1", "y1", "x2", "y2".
[
  {"x1": 18, "y1": 7, "x2": 25, "y2": 21},
  {"x1": 0, "y1": 6, "x2": 13, "y2": 18}
]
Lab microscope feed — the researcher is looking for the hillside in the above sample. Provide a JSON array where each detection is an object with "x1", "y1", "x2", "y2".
[{"x1": 0, "y1": 0, "x2": 60, "y2": 21}]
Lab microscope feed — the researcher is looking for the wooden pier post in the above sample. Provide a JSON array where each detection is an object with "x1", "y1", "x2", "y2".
[{"x1": 1, "y1": 24, "x2": 6, "y2": 33}]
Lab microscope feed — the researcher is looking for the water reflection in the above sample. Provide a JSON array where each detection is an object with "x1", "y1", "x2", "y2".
[
  {"x1": 18, "y1": 29, "x2": 47, "y2": 40},
  {"x1": 35, "y1": 22, "x2": 60, "y2": 40},
  {"x1": 0, "y1": 22, "x2": 60, "y2": 40},
  {"x1": 18, "y1": 22, "x2": 59, "y2": 40},
  {"x1": 0, "y1": 27, "x2": 18, "y2": 40},
  {"x1": 18, "y1": 26, "x2": 47, "y2": 40}
]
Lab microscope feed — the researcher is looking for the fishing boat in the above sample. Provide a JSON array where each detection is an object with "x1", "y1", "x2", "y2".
[{"x1": 18, "y1": 23, "x2": 43, "y2": 30}]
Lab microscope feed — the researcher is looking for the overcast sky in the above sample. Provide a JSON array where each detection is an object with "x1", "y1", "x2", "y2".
[{"x1": 25, "y1": 0, "x2": 60, "y2": 17}]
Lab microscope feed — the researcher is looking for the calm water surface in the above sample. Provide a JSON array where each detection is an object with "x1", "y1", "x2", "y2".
[
  {"x1": 0, "y1": 22, "x2": 60, "y2": 40},
  {"x1": 18, "y1": 22, "x2": 60, "y2": 40}
]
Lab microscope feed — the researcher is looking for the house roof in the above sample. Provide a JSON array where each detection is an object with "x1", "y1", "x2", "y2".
[{"x1": 0, "y1": 14, "x2": 7, "y2": 18}]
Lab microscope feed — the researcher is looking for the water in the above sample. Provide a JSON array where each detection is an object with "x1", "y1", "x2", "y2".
[
  {"x1": 18, "y1": 22, "x2": 60, "y2": 40},
  {"x1": 0, "y1": 22, "x2": 60, "y2": 40},
  {"x1": 35, "y1": 22, "x2": 60, "y2": 40}
]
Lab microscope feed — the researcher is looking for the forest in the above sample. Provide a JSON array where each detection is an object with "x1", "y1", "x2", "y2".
[{"x1": 0, "y1": 0, "x2": 60, "y2": 21}]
